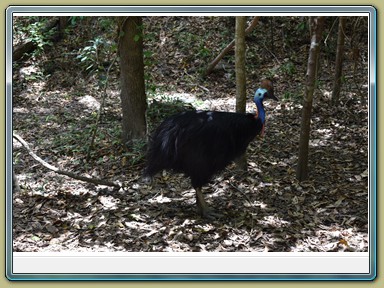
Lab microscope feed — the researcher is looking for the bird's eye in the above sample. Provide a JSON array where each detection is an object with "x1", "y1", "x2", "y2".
[{"x1": 258, "y1": 93, "x2": 262, "y2": 96}]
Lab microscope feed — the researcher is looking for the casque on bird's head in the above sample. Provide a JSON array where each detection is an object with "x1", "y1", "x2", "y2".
[{"x1": 254, "y1": 78, "x2": 278, "y2": 102}]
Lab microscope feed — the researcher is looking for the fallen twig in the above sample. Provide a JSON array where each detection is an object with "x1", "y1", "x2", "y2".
[
  {"x1": 228, "y1": 181, "x2": 253, "y2": 206},
  {"x1": 13, "y1": 133, "x2": 121, "y2": 188}
]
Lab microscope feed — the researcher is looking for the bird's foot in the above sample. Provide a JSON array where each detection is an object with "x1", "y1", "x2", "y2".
[
  {"x1": 141, "y1": 175, "x2": 153, "y2": 184},
  {"x1": 197, "y1": 206, "x2": 223, "y2": 220}
]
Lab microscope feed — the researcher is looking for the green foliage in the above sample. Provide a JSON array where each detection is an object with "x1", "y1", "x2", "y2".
[
  {"x1": 121, "y1": 138, "x2": 147, "y2": 166},
  {"x1": 13, "y1": 151, "x2": 22, "y2": 165},
  {"x1": 69, "y1": 16, "x2": 85, "y2": 26},
  {"x1": 24, "y1": 69, "x2": 45, "y2": 81},
  {"x1": 296, "y1": 21, "x2": 308, "y2": 32},
  {"x1": 145, "y1": 79, "x2": 157, "y2": 96},
  {"x1": 14, "y1": 17, "x2": 55, "y2": 57},
  {"x1": 51, "y1": 124, "x2": 93, "y2": 156},
  {"x1": 282, "y1": 91, "x2": 302, "y2": 102},
  {"x1": 48, "y1": 113, "x2": 122, "y2": 164},
  {"x1": 99, "y1": 17, "x2": 114, "y2": 31},
  {"x1": 280, "y1": 60, "x2": 296, "y2": 76},
  {"x1": 266, "y1": 59, "x2": 297, "y2": 82},
  {"x1": 178, "y1": 31, "x2": 198, "y2": 45},
  {"x1": 77, "y1": 36, "x2": 117, "y2": 74},
  {"x1": 143, "y1": 50, "x2": 157, "y2": 95},
  {"x1": 197, "y1": 45, "x2": 210, "y2": 59},
  {"x1": 177, "y1": 31, "x2": 211, "y2": 62},
  {"x1": 146, "y1": 95, "x2": 195, "y2": 132},
  {"x1": 145, "y1": 31, "x2": 157, "y2": 42},
  {"x1": 133, "y1": 34, "x2": 141, "y2": 42},
  {"x1": 74, "y1": 17, "x2": 118, "y2": 77},
  {"x1": 27, "y1": 22, "x2": 54, "y2": 49},
  {"x1": 143, "y1": 50, "x2": 153, "y2": 63},
  {"x1": 142, "y1": 28, "x2": 158, "y2": 97}
]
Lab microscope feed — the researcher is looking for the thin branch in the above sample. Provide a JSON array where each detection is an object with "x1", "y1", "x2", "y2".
[
  {"x1": 13, "y1": 133, "x2": 121, "y2": 188},
  {"x1": 86, "y1": 55, "x2": 118, "y2": 162},
  {"x1": 323, "y1": 17, "x2": 338, "y2": 47},
  {"x1": 228, "y1": 182, "x2": 253, "y2": 206},
  {"x1": 205, "y1": 17, "x2": 260, "y2": 76}
]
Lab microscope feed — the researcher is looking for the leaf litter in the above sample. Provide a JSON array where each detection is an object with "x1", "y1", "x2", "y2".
[{"x1": 12, "y1": 16, "x2": 369, "y2": 253}]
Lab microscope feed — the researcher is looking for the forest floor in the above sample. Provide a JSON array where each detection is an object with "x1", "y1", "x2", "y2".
[{"x1": 12, "y1": 16, "x2": 369, "y2": 252}]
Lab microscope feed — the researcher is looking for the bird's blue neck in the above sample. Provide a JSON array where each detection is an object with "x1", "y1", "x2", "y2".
[{"x1": 254, "y1": 88, "x2": 266, "y2": 124}]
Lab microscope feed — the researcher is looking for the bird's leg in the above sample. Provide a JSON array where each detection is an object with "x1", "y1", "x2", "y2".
[
  {"x1": 195, "y1": 187, "x2": 222, "y2": 219},
  {"x1": 260, "y1": 123, "x2": 265, "y2": 137},
  {"x1": 195, "y1": 187, "x2": 209, "y2": 217}
]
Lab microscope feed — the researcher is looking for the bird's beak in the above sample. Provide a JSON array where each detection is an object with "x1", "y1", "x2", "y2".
[{"x1": 266, "y1": 89, "x2": 278, "y2": 101}]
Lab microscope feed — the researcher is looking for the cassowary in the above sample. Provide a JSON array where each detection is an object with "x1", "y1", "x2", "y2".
[{"x1": 144, "y1": 79, "x2": 277, "y2": 217}]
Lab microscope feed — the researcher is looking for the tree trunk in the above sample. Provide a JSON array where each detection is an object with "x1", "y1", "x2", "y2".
[
  {"x1": 235, "y1": 16, "x2": 247, "y2": 114},
  {"x1": 332, "y1": 17, "x2": 346, "y2": 105},
  {"x1": 118, "y1": 17, "x2": 147, "y2": 145},
  {"x1": 58, "y1": 16, "x2": 70, "y2": 39},
  {"x1": 235, "y1": 16, "x2": 248, "y2": 171},
  {"x1": 13, "y1": 41, "x2": 37, "y2": 61},
  {"x1": 296, "y1": 16, "x2": 325, "y2": 182}
]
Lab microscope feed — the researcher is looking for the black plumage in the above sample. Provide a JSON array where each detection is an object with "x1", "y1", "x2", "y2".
[{"x1": 144, "y1": 80, "x2": 276, "y2": 217}]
